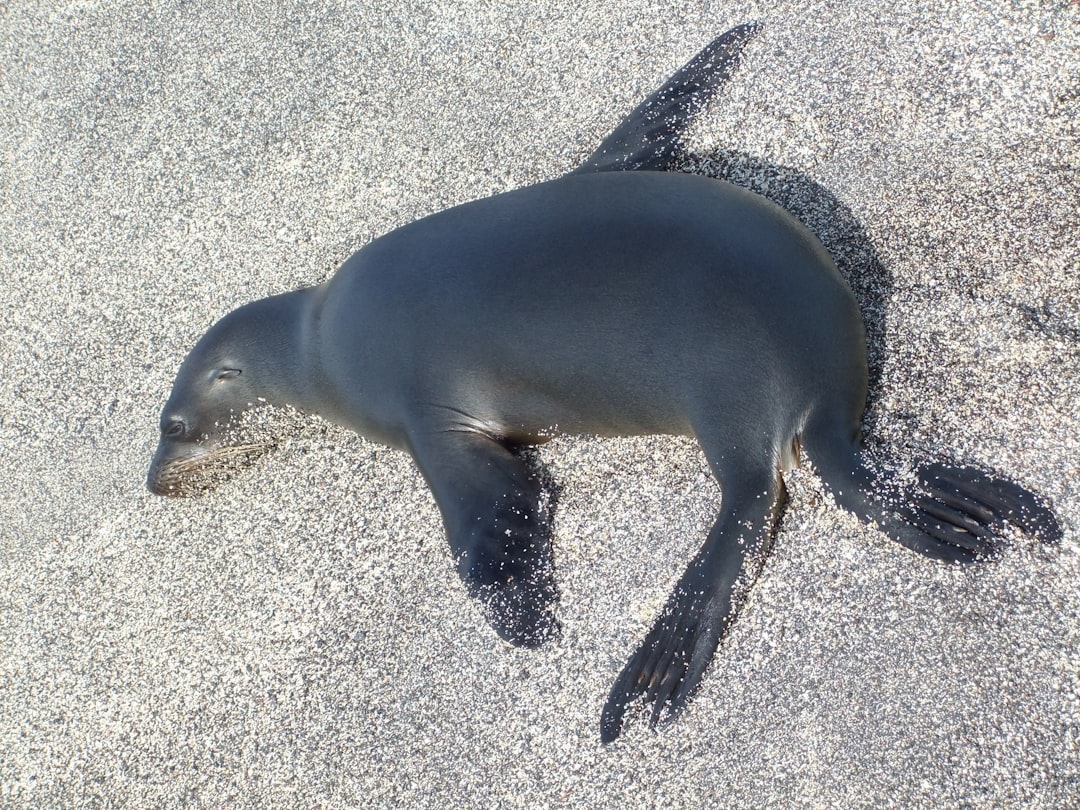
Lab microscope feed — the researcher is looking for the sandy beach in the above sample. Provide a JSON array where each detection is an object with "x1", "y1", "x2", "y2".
[{"x1": 1, "y1": 1, "x2": 1077, "y2": 807}]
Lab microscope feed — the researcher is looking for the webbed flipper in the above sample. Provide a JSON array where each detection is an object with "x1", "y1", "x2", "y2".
[
  {"x1": 407, "y1": 427, "x2": 559, "y2": 648},
  {"x1": 601, "y1": 458, "x2": 782, "y2": 743},
  {"x1": 904, "y1": 462, "x2": 1062, "y2": 551},
  {"x1": 574, "y1": 21, "x2": 762, "y2": 174},
  {"x1": 804, "y1": 426, "x2": 1062, "y2": 563}
]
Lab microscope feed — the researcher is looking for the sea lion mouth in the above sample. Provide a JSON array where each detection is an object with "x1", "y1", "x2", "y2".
[{"x1": 146, "y1": 442, "x2": 271, "y2": 497}]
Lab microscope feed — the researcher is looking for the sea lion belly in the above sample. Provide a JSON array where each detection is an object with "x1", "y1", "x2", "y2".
[{"x1": 313, "y1": 170, "x2": 865, "y2": 445}]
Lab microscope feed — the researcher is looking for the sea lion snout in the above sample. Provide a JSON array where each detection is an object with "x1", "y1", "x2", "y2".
[
  {"x1": 146, "y1": 439, "x2": 271, "y2": 497},
  {"x1": 146, "y1": 443, "x2": 198, "y2": 497}
]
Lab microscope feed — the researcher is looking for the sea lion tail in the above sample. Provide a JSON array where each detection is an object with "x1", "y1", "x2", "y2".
[
  {"x1": 572, "y1": 21, "x2": 763, "y2": 174},
  {"x1": 805, "y1": 437, "x2": 1062, "y2": 562}
]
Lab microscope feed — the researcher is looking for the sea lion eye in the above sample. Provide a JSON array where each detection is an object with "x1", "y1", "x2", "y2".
[
  {"x1": 164, "y1": 420, "x2": 186, "y2": 438},
  {"x1": 215, "y1": 368, "x2": 241, "y2": 382}
]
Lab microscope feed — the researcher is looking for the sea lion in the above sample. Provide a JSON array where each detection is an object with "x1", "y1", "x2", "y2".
[{"x1": 147, "y1": 24, "x2": 1061, "y2": 743}]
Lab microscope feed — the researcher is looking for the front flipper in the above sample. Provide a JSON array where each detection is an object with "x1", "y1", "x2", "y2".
[
  {"x1": 601, "y1": 464, "x2": 782, "y2": 743},
  {"x1": 574, "y1": 21, "x2": 763, "y2": 173},
  {"x1": 407, "y1": 427, "x2": 559, "y2": 648}
]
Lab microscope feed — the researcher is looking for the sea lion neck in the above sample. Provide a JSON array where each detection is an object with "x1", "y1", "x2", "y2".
[{"x1": 238, "y1": 287, "x2": 322, "y2": 413}]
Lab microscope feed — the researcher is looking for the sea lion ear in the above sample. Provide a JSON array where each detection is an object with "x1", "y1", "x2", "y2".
[{"x1": 214, "y1": 368, "x2": 241, "y2": 382}]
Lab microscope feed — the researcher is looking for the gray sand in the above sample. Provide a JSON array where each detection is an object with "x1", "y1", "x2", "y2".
[{"x1": 2, "y1": 1, "x2": 1078, "y2": 807}]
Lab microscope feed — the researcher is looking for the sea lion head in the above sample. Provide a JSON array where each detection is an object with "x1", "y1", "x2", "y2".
[{"x1": 147, "y1": 301, "x2": 290, "y2": 497}]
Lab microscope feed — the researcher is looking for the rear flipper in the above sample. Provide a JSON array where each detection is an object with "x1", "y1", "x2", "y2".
[
  {"x1": 807, "y1": 437, "x2": 1062, "y2": 563},
  {"x1": 912, "y1": 462, "x2": 1062, "y2": 549},
  {"x1": 600, "y1": 464, "x2": 782, "y2": 743},
  {"x1": 600, "y1": 558, "x2": 733, "y2": 744}
]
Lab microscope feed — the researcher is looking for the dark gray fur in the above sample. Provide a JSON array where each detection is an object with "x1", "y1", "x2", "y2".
[{"x1": 149, "y1": 25, "x2": 1060, "y2": 743}]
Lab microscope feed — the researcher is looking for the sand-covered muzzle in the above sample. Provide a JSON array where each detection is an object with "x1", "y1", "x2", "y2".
[
  {"x1": 146, "y1": 441, "x2": 271, "y2": 497},
  {"x1": 146, "y1": 407, "x2": 287, "y2": 496}
]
